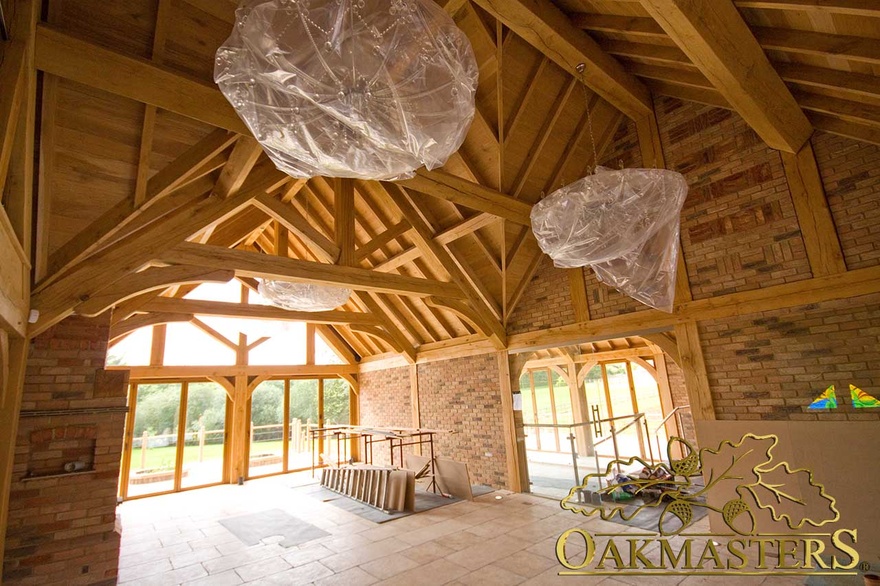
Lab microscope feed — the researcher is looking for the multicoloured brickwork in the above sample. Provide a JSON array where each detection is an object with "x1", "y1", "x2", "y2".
[
  {"x1": 700, "y1": 292, "x2": 880, "y2": 422},
  {"x1": 811, "y1": 131, "x2": 880, "y2": 271},
  {"x1": 655, "y1": 97, "x2": 812, "y2": 300},
  {"x1": 507, "y1": 257, "x2": 573, "y2": 335},
  {"x1": 505, "y1": 98, "x2": 880, "y2": 425},
  {"x1": 416, "y1": 354, "x2": 507, "y2": 488},
  {"x1": 3, "y1": 316, "x2": 127, "y2": 585},
  {"x1": 358, "y1": 353, "x2": 508, "y2": 489}
]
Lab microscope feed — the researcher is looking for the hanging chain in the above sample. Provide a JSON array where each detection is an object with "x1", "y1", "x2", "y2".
[{"x1": 576, "y1": 63, "x2": 599, "y2": 175}]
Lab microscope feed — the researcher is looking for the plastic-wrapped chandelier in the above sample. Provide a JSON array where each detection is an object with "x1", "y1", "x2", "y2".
[
  {"x1": 214, "y1": 0, "x2": 478, "y2": 181},
  {"x1": 530, "y1": 167, "x2": 689, "y2": 313},
  {"x1": 258, "y1": 279, "x2": 351, "y2": 312}
]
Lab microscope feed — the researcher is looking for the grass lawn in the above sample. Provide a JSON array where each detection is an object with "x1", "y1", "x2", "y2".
[{"x1": 130, "y1": 439, "x2": 320, "y2": 470}]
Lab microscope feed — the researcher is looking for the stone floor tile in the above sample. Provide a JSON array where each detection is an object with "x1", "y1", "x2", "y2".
[
  {"x1": 456, "y1": 564, "x2": 527, "y2": 586},
  {"x1": 400, "y1": 540, "x2": 456, "y2": 565},
  {"x1": 169, "y1": 545, "x2": 222, "y2": 569},
  {"x1": 234, "y1": 556, "x2": 292, "y2": 582},
  {"x1": 119, "y1": 541, "x2": 191, "y2": 569},
  {"x1": 118, "y1": 558, "x2": 172, "y2": 583},
  {"x1": 397, "y1": 519, "x2": 475, "y2": 547},
  {"x1": 374, "y1": 558, "x2": 469, "y2": 586},
  {"x1": 281, "y1": 543, "x2": 336, "y2": 567},
  {"x1": 183, "y1": 569, "x2": 244, "y2": 586},
  {"x1": 314, "y1": 566, "x2": 378, "y2": 586},
  {"x1": 445, "y1": 534, "x2": 532, "y2": 571},
  {"x1": 359, "y1": 552, "x2": 419, "y2": 579},
  {"x1": 496, "y1": 549, "x2": 557, "y2": 578},
  {"x1": 321, "y1": 537, "x2": 410, "y2": 572},
  {"x1": 258, "y1": 561, "x2": 334, "y2": 584},
  {"x1": 159, "y1": 529, "x2": 207, "y2": 547}
]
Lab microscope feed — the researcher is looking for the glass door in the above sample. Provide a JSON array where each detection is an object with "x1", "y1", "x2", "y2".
[
  {"x1": 321, "y1": 379, "x2": 350, "y2": 466},
  {"x1": 125, "y1": 383, "x2": 182, "y2": 498},
  {"x1": 180, "y1": 382, "x2": 228, "y2": 489},
  {"x1": 288, "y1": 379, "x2": 318, "y2": 471},
  {"x1": 122, "y1": 381, "x2": 229, "y2": 499},
  {"x1": 248, "y1": 380, "x2": 285, "y2": 477}
]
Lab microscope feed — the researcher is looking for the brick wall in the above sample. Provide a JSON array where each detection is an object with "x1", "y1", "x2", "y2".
[
  {"x1": 655, "y1": 97, "x2": 812, "y2": 300},
  {"x1": 699, "y1": 292, "x2": 880, "y2": 422},
  {"x1": 358, "y1": 354, "x2": 508, "y2": 489},
  {"x1": 358, "y1": 367, "x2": 411, "y2": 429},
  {"x1": 507, "y1": 256, "x2": 574, "y2": 335},
  {"x1": 358, "y1": 366, "x2": 411, "y2": 467},
  {"x1": 416, "y1": 354, "x2": 507, "y2": 488},
  {"x1": 811, "y1": 131, "x2": 880, "y2": 270},
  {"x1": 584, "y1": 269, "x2": 648, "y2": 320},
  {"x1": 665, "y1": 359, "x2": 696, "y2": 445},
  {"x1": 3, "y1": 316, "x2": 128, "y2": 586},
  {"x1": 598, "y1": 116, "x2": 643, "y2": 171}
]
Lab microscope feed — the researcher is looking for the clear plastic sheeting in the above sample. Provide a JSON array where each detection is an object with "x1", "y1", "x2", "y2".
[
  {"x1": 530, "y1": 167, "x2": 689, "y2": 313},
  {"x1": 215, "y1": 0, "x2": 478, "y2": 180},
  {"x1": 258, "y1": 279, "x2": 351, "y2": 312}
]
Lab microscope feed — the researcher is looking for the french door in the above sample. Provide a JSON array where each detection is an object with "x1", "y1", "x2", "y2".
[{"x1": 121, "y1": 380, "x2": 229, "y2": 499}]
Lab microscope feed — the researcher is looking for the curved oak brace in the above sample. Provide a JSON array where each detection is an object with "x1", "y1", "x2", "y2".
[
  {"x1": 207, "y1": 376, "x2": 235, "y2": 401},
  {"x1": 631, "y1": 356, "x2": 658, "y2": 381},
  {"x1": 548, "y1": 364, "x2": 571, "y2": 388},
  {"x1": 76, "y1": 266, "x2": 235, "y2": 317},
  {"x1": 576, "y1": 360, "x2": 599, "y2": 388},
  {"x1": 424, "y1": 296, "x2": 484, "y2": 336},
  {"x1": 247, "y1": 374, "x2": 271, "y2": 395},
  {"x1": 341, "y1": 373, "x2": 359, "y2": 396},
  {"x1": 349, "y1": 325, "x2": 402, "y2": 354},
  {"x1": 642, "y1": 332, "x2": 681, "y2": 366},
  {"x1": 109, "y1": 312, "x2": 193, "y2": 342}
]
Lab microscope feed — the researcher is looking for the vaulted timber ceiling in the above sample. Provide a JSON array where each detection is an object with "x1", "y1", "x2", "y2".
[{"x1": 21, "y1": 0, "x2": 880, "y2": 362}]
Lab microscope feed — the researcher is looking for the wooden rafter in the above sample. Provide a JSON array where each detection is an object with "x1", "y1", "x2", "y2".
[
  {"x1": 734, "y1": 0, "x2": 880, "y2": 15},
  {"x1": 34, "y1": 25, "x2": 247, "y2": 133},
  {"x1": 163, "y1": 242, "x2": 466, "y2": 300},
  {"x1": 510, "y1": 77, "x2": 579, "y2": 198},
  {"x1": 372, "y1": 212, "x2": 497, "y2": 273},
  {"x1": 41, "y1": 129, "x2": 237, "y2": 287},
  {"x1": 252, "y1": 190, "x2": 338, "y2": 263},
  {"x1": 30, "y1": 162, "x2": 290, "y2": 336},
  {"x1": 109, "y1": 312, "x2": 193, "y2": 342},
  {"x1": 355, "y1": 220, "x2": 411, "y2": 262},
  {"x1": 424, "y1": 297, "x2": 485, "y2": 338},
  {"x1": 133, "y1": 0, "x2": 172, "y2": 206},
  {"x1": 315, "y1": 325, "x2": 359, "y2": 364},
  {"x1": 638, "y1": 0, "x2": 812, "y2": 153},
  {"x1": 384, "y1": 184, "x2": 506, "y2": 348},
  {"x1": 753, "y1": 27, "x2": 880, "y2": 66},
  {"x1": 470, "y1": 0, "x2": 652, "y2": 120},
  {"x1": 355, "y1": 293, "x2": 417, "y2": 361},
  {"x1": 75, "y1": 266, "x2": 234, "y2": 317},
  {"x1": 140, "y1": 298, "x2": 380, "y2": 326},
  {"x1": 0, "y1": 25, "x2": 26, "y2": 199},
  {"x1": 398, "y1": 170, "x2": 532, "y2": 226},
  {"x1": 808, "y1": 113, "x2": 880, "y2": 146},
  {"x1": 349, "y1": 324, "x2": 402, "y2": 353},
  {"x1": 406, "y1": 257, "x2": 468, "y2": 339},
  {"x1": 215, "y1": 138, "x2": 264, "y2": 199},
  {"x1": 335, "y1": 178, "x2": 356, "y2": 267},
  {"x1": 780, "y1": 143, "x2": 847, "y2": 277}
]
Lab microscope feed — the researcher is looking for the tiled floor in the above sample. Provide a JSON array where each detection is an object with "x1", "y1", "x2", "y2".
[{"x1": 117, "y1": 474, "x2": 820, "y2": 585}]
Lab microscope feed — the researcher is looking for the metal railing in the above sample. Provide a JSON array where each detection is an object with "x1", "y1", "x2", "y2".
[
  {"x1": 652, "y1": 405, "x2": 690, "y2": 466},
  {"x1": 522, "y1": 412, "x2": 655, "y2": 492}
]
